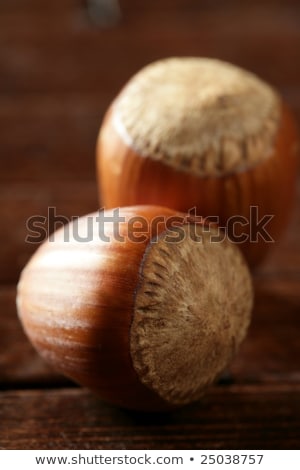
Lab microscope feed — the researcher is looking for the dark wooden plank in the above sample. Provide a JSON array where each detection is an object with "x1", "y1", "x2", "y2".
[
  {"x1": 3, "y1": 4, "x2": 300, "y2": 37},
  {"x1": 0, "y1": 94, "x2": 106, "y2": 183},
  {"x1": 1, "y1": 0, "x2": 300, "y2": 13},
  {"x1": 0, "y1": 385, "x2": 299, "y2": 449},
  {"x1": 0, "y1": 7, "x2": 300, "y2": 94},
  {"x1": 123, "y1": 0, "x2": 300, "y2": 9},
  {"x1": 230, "y1": 279, "x2": 300, "y2": 383},
  {"x1": 0, "y1": 0, "x2": 76, "y2": 13},
  {"x1": 0, "y1": 0, "x2": 299, "y2": 451},
  {"x1": 0, "y1": 182, "x2": 98, "y2": 283},
  {"x1": 1, "y1": 278, "x2": 300, "y2": 386},
  {"x1": 256, "y1": 179, "x2": 300, "y2": 277},
  {"x1": 0, "y1": 110, "x2": 103, "y2": 183}
]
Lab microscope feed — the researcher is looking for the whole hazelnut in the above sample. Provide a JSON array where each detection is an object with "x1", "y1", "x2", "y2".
[
  {"x1": 97, "y1": 57, "x2": 298, "y2": 266},
  {"x1": 17, "y1": 206, "x2": 253, "y2": 411}
]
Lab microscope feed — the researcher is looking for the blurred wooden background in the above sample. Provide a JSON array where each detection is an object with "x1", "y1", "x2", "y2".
[{"x1": 0, "y1": 0, "x2": 299, "y2": 449}]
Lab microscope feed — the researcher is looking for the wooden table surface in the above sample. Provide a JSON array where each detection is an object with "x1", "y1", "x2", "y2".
[{"x1": 0, "y1": 0, "x2": 300, "y2": 450}]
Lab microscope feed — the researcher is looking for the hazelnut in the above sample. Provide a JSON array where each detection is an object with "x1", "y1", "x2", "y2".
[
  {"x1": 17, "y1": 206, "x2": 253, "y2": 411},
  {"x1": 97, "y1": 57, "x2": 298, "y2": 266}
]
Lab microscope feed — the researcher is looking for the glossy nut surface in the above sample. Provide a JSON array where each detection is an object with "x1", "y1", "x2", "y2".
[
  {"x1": 97, "y1": 58, "x2": 298, "y2": 266},
  {"x1": 17, "y1": 206, "x2": 253, "y2": 411}
]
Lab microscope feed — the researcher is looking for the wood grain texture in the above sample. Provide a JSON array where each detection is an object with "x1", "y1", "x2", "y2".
[
  {"x1": 230, "y1": 279, "x2": 300, "y2": 383},
  {"x1": 1, "y1": 0, "x2": 300, "y2": 13},
  {"x1": 0, "y1": 385, "x2": 299, "y2": 449},
  {"x1": 0, "y1": 0, "x2": 300, "y2": 450},
  {"x1": 0, "y1": 6, "x2": 300, "y2": 95},
  {"x1": 0, "y1": 182, "x2": 97, "y2": 283},
  {"x1": 255, "y1": 178, "x2": 300, "y2": 277}
]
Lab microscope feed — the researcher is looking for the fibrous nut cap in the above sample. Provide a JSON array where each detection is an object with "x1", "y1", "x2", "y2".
[
  {"x1": 113, "y1": 57, "x2": 280, "y2": 176},
  {"x1": 131, "y1": 224, "x2": 253, "y2": 405}
]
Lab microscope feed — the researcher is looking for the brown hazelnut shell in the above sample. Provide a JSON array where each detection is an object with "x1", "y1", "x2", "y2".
[
  {"x1": 97, "y1": 60, "x2": 298, "y2": 267},
  {"x1": 17, "y1": 206, "x2": 253, "y2": 411}
]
